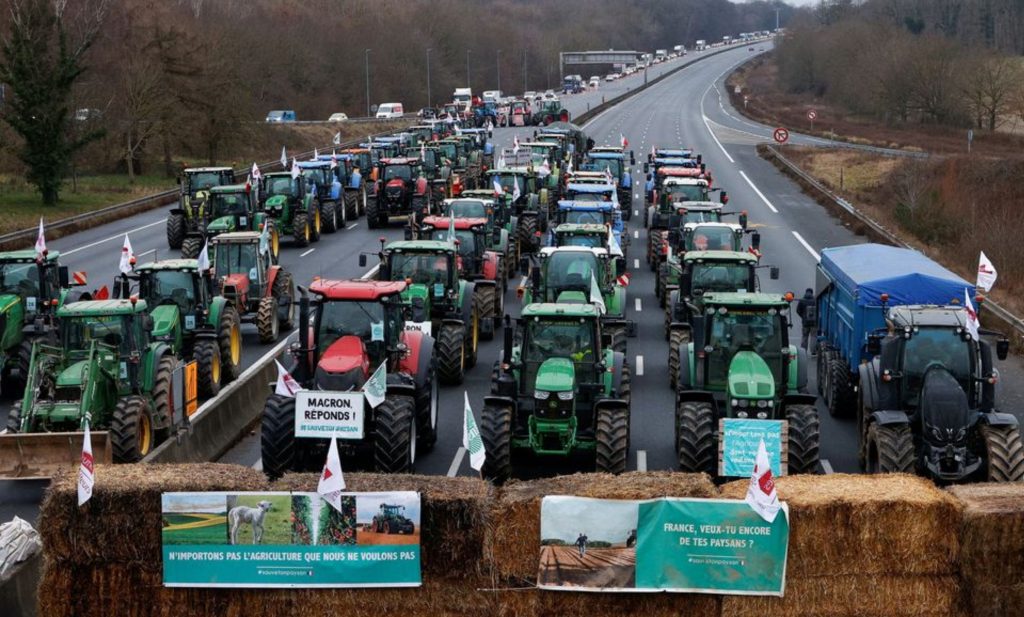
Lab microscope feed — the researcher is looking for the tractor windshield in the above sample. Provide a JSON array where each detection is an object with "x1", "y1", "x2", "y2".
[
  {"x1": 690, "y1": 263, "x2": 750, "y2": 294},
  {"x1": 523, "y1": 318, "x2": 598, "y2": 390},
  {"x1": 214, "y1": 243, "x2": 259, "y2": 279},
  {"x1": 383, "y1": 165, "x2": 413, "y2": 182},
  {"x1": 424, "y1": 229, "x2": 477, "y2": 259},
  {"x1": 902, "y1": 328, "x2": 973, "y2": 403},
  {"x1": 141, "y1": 270, "x2": 196, "y2": 312},
  {"x1": 62, "y1": 314, "x2": 133, "y2": 355},
  {"x1": 558, "y1": 233, "x2": 603, "y2": 249},
  {"x1": 265, "y1": 176, "x2": 298, "y2": 197},
  {"x1": 687, "y1": 227, "x2": 737, "y2": 251},
  {"x1": 301, "y1": 168, "x2": 330, "y2": 187},
  {"x1": 568, "y1": 192, "x2": 610, "y2": 203},
  {"x1": 437, "y1": 144, "x2": 458, "y2": 160},
  {"x1": 560, "y1": 209, "x2": 610, "y2": 226},
  {"x1": 587, "y1": 158, "x2": 623, "y2": 178},
  {"x1": 540, "y1": 101, "x2": 561, "y2": 113},
  {"x1": 665, "y1": 184, "x2": 707, "y2": 202},
  {"x1": 681, "y1": 210, "x2": 721, "y2": 224},
  {"x1": 445, "y1": 201, "x2": 488, "y2": 218},
  {"x1": 317, "y1": 300, "x2": 399, "y2": 360},
  {"x1": 389, "y1": 252, "x2": 452, "y2": 286},
  {"x1": 0, "y1": 261, "x2": 38, "y2": 297},
  {"x1": 492, "y1": 174, "x2": 523, "y2": 193},
  {"x1": 542, "y1": 252, "x2": 600, "y2": 298},
  {"x1": 210, "y1": 192, "x2": 249, "y2": 217},
  {"x1": 187, "y1": 172, "x2": 229, "y2": 195},
  {"x1": 706, "y1": 308, "x2": 784, "y2": 386}
]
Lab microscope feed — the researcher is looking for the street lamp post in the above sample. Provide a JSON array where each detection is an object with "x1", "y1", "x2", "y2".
[
  {"x1": 497, "y1": 49, "x2": 502, "y2": 92},
  {"x1": 466, "y1": 49, "x2": 471, "y2": 89},
  {"x1": 364, "y1": 49, "x2": 371, "y2": 117},
  {"x1": 426, "y1": 48, "x2": 432, "y2": 108},
  {"x1": 523, "y1": 50, "x2": 527, "y2": 94}
]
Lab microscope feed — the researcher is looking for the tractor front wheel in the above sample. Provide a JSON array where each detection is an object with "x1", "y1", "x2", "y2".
[
  {"x1": 256, "y1": 296, "x2": 280, "y2": 343},
  {"x1": 867, "y1": 423, "x2": 915, "y2": 474},
  {"x1": 194, "y1": 339, "x2": 222, "y2": 398},
  {"x1": 675, "y1": 400, "x2": 715, "y2": 474},
  {"x1": 436, "y1": 323, "x2": 466, "y2": 385},
  {"x1": 272, "y1": 272, "x2": 295, "y2": 330},
  {"x1": 321, "y1": 201, "x2": 339, "y2": 233},
  {"x1": 475, "y1": 286, "x2": 496, "y2": 341},
  {"x1": 218, "y1": 305, "x2": 243, "y2": 383},
  {"x1": 152, "y1": 354, "x2": 177, "y2": 439},
  {"x1": 5, "y1": 402, "x2": 21, "y2": 433},
  {"x1": 374, "y1": 394, "x2": 416, "y2": 473},
  {"x1": 596, "y1": 406, "x2": 629, "y2": 474},
  {"x1": 261, "y1": 394, "x2": 297, "y2": 479},
  {"x1": 293, "y1": 212, "x2": 312, "y2": 247},
  {"x1": 981, "y1": 424, "x2": 1024, "y2": 481},
  {"x1": 416, "y1": 358, "x2": 439, "y2": 453},
  {"x1": 786, "y1": 403, "x2": 821, "y2": 474},
  {"x1": 366, "y1": 196, "x2": 382, "y2": 228},
  {"x1": 111, "y1": 395, "x2": 155, "y2": 463},
  {"x1": 181, "y1": 236, "x2": 203, "y2": 259},
  {"x1": 166, "y1": 213, "x2": 186, "y2": 249},
  {"x1": 481, "y1": 403, "x2": 513, "y2": 483}
]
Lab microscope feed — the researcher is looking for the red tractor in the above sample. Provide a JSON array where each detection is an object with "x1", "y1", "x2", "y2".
[
  {"x1": 366, "y1": 158, "x2": 431, "y2": 229},
  {"x1": 210, "y1": 232, "x2": 295, "y2": 343},
  {"x1": 414, "y1": 216, "x2": 506, "y2": 340},
  {"x1": 260, "y1": 280, "x2": 438, "y2": 478}
]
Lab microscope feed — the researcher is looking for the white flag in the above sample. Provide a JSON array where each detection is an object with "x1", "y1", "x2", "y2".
[
  {"x1": 977, "y1": 251, "x2": 997, "y2": 292},
  {"x1": 197, "y1": 240, "x2": 211, "y2": 272},
  {"x1": 318, "y1": 436, "x2": 346, "y2": 513},
  {"x1": 608, "y1": 225, "x2": 622, "y2": 255},
  {"x1": 745, "y1": 438, "x2": 781, "y2": 523},
  {"x1": 512, "y1": 176, "x2": 521, "y2": 202},
  {"x1": 251, "y1": 162, "x2": 261, "y2": 181},
  {"x1": 290, "y1": 158, "x2": 300, "y2": 180},
  {"x1": 363, "y1": 362, "x2": 386, "y2": 408},
  {"x1": 463, "y1": 392, "x2": 485, "y2": 471},
  {"x1": 333, "y1": 131, "x2": 342, "y2": 146},
  {"x1": 497, "y1": 154, "x2": 506, "y2": 169},
  {"x1": 280, "y1": 146, "x2": 288, "y2": 168},
  {"x1": 620, "y1": 133, "x2": 629, "y2": 148},
  {"x1": 590, "y1": 273, "x2": 606, "y2": 314},
  {"x1": 34, "y1": 218, "x2": 46, "y2": 257},
  {"x1": 313, "y1": 147, "x2": 319, "y2": 161},
  {"x1": 512, "y1": 134, "x2": 520, "y2": 154},
  {"x1": 538, "y1": 158, "x2": 551, "y2": 178},
  {"x1": 259, "y1": 223, "x2": 272, "y2": 257},
  {"x1": 330, "y1": 152, "x2": 338, "y2": 170},
  {"x1": 493, "y1": 176, "x2": 503, "y2": 196},
  {"x1": 275, "y1": 360, "x2": 301, "y2": 397},
  {"x1": 119, "y1": 234, "x2": 134, "y2": 274},
  {"x1": 78, "y1": 418, "x2": 95, "y2": 506},
  {"x1": 964, "y1": 288, "x2": 980, "y2": 341}
]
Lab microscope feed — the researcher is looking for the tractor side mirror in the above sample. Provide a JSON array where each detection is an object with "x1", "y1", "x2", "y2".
[
  {"x1": 770, "y1": 266, "x2": 779, "y2": 280},
  {"x1": 404, "y1": 227, "x2": 413, "y2": 241},
  {"x1": 720, "y1": 190, "x2": 729, "y2": 204},
  {"x1": 141, "y1": 314, "x2": 155, "y2": 332},
  {"x1": 643, "y1": 162, "x2": 650, "y2": 174},
  {"x1": 530, "y1": 267, "x2": 540, "y2": 290},
  {"x1": 359, "y1": 254, "x2": 367, "y2": 267},
  {"x1": 739, "y1": 211, "x2": 748, "y2": 229},
  {"x1": 867, "y1": 334, "x2": 882, "y2": 357},
  {"x1": 615, "y1": 258, "x2": 625, "y2": 277},
  {"x1": 751, "y1": 231, "x2": 760, "y2": 250},
  {"x1": 58, "y1": 266, "x2": 70, "y2": 288},
  {"x1": 997, "y1": 339, "x2": 1010, "y2": 361},
  {"x1": 696, "y1": 154, "x2": 702, "y2": 164}
]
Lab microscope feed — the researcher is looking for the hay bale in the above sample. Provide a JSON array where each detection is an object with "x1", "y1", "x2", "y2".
[
  {"x1": 946, "y1": 483, "x2": 1024, "y2": 617},
  {"x1": 720, "y1": 474, "x2": 960, "y2": 577},
  {"x1": 272, "y1": 473, "x2": 494, "y2": 580},
  {"x1": 495, "y1": 589, "x2": 720, "y2": 617},
  {"x1": 488, "y1": 472, "x2": 717, "y2": 580},
  {"x1": 720, "y1": 575, "x2": 962, "y2": 617},
  {"x1": 40, "y1": 464, "x2": 267, "y2": 564}
]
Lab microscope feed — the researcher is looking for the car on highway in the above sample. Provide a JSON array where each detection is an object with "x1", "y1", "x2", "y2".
[
  {"x1": 605, "y1": 73, "x2": 617, "y2": 81},
  {"x1": 375, "y1": 102, "x2": 405, "y2": 119},
  {"x1": 589, "y1": 77, "x2": 600, "y2": 89},
  {"x1": 542, "y1": 90, "x2": 556, "y2": 100},
  {"x1": 522, "y1": 90, "x2": 536, "y2": 101},
  {"x1": 328, "y1": 112, "x2": 348, "y2": 122},
  {"x1": 265, "y1": 110, "x2": 296, "y2": 123}
]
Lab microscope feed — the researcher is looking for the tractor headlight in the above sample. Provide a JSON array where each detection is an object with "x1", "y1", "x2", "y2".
[
  {"x1": 731, "y1": 399, "x2": 739, "y2": 407},
  {"x1": 756, "y1": 399, "x2": 769, "y2": 408},
  {"x1": 534, "y1": 390, "x2": 550, "y2": 401},
  {"x1": 756, "y1": 412, "x2": 768, "y2": 419},
  {"x1": 737, "y1": 411, "x2": 748, "y2": 418},
  {"x1": 557, "y1": 391, "x2": 574, "y2": 401},
  {"x1": 738, "y1": 399, "x2": 749, "y2": 408}
]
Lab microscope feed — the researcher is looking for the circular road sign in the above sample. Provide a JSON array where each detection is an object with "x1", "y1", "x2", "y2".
[
  {"x1": 807, "y1": 109, "x2": 817, "y2": 121},
  {"x1": 773, "y1": 127, "x2": 789, "y2": 144}
]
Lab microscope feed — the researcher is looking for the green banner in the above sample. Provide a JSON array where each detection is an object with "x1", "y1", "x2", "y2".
[
  {"x1": 162, "y1": 491, "x2": 421, "y2": 588},
  {"x1": 538, "y1": 496, "x2": 787, "y2": 595},
  {"x1": 720, "y1": 419, "x2": 784, "y2": 477}
]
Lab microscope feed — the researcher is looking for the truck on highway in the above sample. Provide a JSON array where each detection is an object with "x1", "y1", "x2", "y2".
[
  {"x1": 655, "y1": 49, "x2": 667, "y2": 61},
  {"x1": 695, "y1": 40, "x2": 706, "y2": 51}
]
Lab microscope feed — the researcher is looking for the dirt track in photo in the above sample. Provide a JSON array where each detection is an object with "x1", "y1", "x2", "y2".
[
  {"x1": 357, "y1": 526, "x2": 421, "y2": 546},
  {"x1": 538, "y1": 545, "x2": 636, "y2": 588}
]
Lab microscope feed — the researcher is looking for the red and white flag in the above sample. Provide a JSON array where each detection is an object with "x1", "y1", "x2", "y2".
[
  {"x1": 977, "y1": 252, "x2": 997, "y2": 292},
  {"x1": 616, "y1": 272, "x2": 630, "y2": 287},
  {"x1": 34, "y1": 218, "x2": 46, "y2": 258},
  {"x1": 744, "y1": 439, "x2": 780, "y2": 523},
  {"x1": 251, "y1": 162, "x2": 262, "y2": 181},
  {"x1": 964, "y1": 288, "x2": 980, "y2": 341},
  {"x1": 318, "y1": 436, "x2": 346, "y2": 512},
  {"x1": 620, "y1": 134, "x2": 629, "y2": 148},
  {"x1": 78, "y1": 418, "x2": 95, "y2": 506},
  {"x1": 119, "y1": 235, "x2": 134, "y2": 274},
  {"x1": 275, "y1": 360, "x2": 301, "y2": 397}
]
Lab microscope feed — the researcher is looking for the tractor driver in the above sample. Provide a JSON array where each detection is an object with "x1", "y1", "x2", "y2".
[{"x1": 693, "y1": 234, "x2": 709, "y2": 251}]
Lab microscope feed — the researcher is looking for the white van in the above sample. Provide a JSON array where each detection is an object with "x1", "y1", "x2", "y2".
[
  {"x1": 482, "y1": 90, "x2": 503, "y2": 103},
  {"x1": 375, "y1": 103, "x2": 404, "y2": 119}
]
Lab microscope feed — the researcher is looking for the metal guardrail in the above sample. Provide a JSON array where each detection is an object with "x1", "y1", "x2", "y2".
[{"x1": 762, "y1": 143, "x2": 1024, "y2": 339}]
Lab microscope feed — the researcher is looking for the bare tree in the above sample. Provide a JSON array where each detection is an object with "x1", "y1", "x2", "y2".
[{"x1": 960, "y1": 51, "x2": 1021, "y2": 130}]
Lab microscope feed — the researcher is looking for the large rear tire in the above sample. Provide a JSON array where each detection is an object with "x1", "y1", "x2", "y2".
[
  {"x1": 111, "y1": 395, "x2": 155, "y2": 463},
  {"x1": 596, "y1": 406, "x2": 629, "y2": 474},
  {"x1": 181, "y1": 236, "x2": 202, "y2": 259},
  {"x1": 605, "y1": 324, "x2": 627, "y2": 354},
  {"x1": 517, "y1": 215, "x2": 538, "y2": 255},
  {"x1": 867, "y1": 423, "x2": 915, "y2": 473},
  {"x1": 310, "y1": 204, "x2": 322, "y2": 241},
  {"x1": 827, "y1": 353, "x2": 856, "y2": 418},
  {"x1": 475, "y1": 286, "x2": 496, "y2": 341},
  {"x1": 675, "y1": 400, "x2": 716, "y2": 474},
  {"x1": 668, "y1": 328, "x2": 690, "y2": 390},
  {"x1": 218, "y1": 305, "x2": 243, "y2": 383},
  {"x1": 436, "y1": 323, "x2": 465, "y2": 385},
  {"x1": 374, "y1": 394, "x2": 416, "y2": 473},
  {"x1": 786, "y1": 403, "x2": 821, "y2": 474},
  {"x1": 344, "y1": 191, "x2": 358, "y2": 220},
  {"x1": 416, "y1": 359, "x2": 439, "y2": 453},
  {"x1": 981, "y1": 424, "x2": 1024, "y2": 482},
  {"x1": 480, "y1": 403, "x2": 513, "y2": 483},
  {"x1": 321, "y1": 201, "x2": 339, "y2": 233},
  {"x1": 5, "y1": 402, "x2": 21, "y2": 433},
  {"x1": 260, "y1": 394, "x2": 296, "y2": 479},
  {"x1": 256, "y1": 296, "x2": 280, "y2": 343},
  {"x1": 152, "y1": 354, "x2": 177, "y2": 439},
  {"x1": 465, "y1": 300, "x2": 480, "y2": 370},
  {"x1": 194, "y1": 339, "x2": 221, "y2": 398},
  {"x1": 366, "y1": 196, "x2": 382, "y2": 228},
  {"x1": 272, "y1": 272, "x2": 295, "y2": 330},
  {"x1": 166, "y1": 213, "x2": 186, "y2": 249},
  {"x1": 293, "y1": 212, "x2": 312, "y2": 247},
  {"x1": 1, "y1": 339, "x2": 33, "y2": 397}
]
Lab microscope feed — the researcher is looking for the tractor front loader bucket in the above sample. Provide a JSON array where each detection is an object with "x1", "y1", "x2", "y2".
[{"x1": 0, "y1": 431, "x2": 112, "y2": 479}]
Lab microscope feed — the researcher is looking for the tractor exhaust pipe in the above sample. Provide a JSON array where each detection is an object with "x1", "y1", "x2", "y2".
[
  {"x1": 295, "y1": 286, "x2": 313, "y2": 382},
  {"x1": 502, "y1": 315, "x2": 513, "y2": 365}
]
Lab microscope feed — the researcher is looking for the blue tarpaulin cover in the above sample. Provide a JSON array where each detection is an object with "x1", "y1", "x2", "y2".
[{"x1": 820, "y1": 244, "x2": 973, "y2": 307}]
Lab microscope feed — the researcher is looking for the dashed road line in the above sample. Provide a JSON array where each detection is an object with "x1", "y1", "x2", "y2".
[
  {"x1": 447, "y1": 447, "x2": 467, "y2": 477},
  {"x1": 635, "y1": 354, "x2": 645, "y2": 376},
  {"x1": 633, "y1": 230, "x2": 639, "y2": 239},
  {"x1": 634, "y1": 258, "x2": 640, "y2": 269},
  {"x1": 300, "y1": 248, "x2": 316, "y2": 257},
  {"x1": 62, "y1": 220, "x2": 164, "y2": 255},
  {"x1": 635, "y1": 297, "x2": 642, "y2": 312},
  {"x1": 821, "y1": 459, "x2": 834, "y2": 475},
  {"x1": 637, "y1": 450, "x2": 648, "y2": 472},
  {"x1": 347, "y1": 223, "x2": 358, "y2": 230}
]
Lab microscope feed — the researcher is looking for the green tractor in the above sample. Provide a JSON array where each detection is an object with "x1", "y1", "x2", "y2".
[
  {"x1": 673, "y1": 292, "x2": 819, "y2": 477},
  {"x1": 656, "y1": 220, "x2": 757, "y2": 305},
  {"x1": 361, "y1": 240, "x2": 480, "y2": 385},
  {"x1": 166, "y1": 167, "x2": 236, "y2": 250},
  {"x1": 258, "y1": 172, "x2": 323, "y2": 247},
  {"x1": 487, "y1": 168, "x2": 550, "y2": 255},
  {"x1": 0, "y1": 250, "x2": 91, "y2": 395},
  {"x1": 179, "y1": 183, "x2": 278, "y2": 260},
  {"x1": 440, "y1": 135, "x2": 485, "y2": 188},
  {"x1": 2, "y1": 298, "x2": 191, "y2": 475},
  {"x1": 522, "y1": 247, "x2": 631, "y2": 352},
  {"x1": 550, "y1": 222, "x2": 625, "y2": 275},
  {"x1": 132, "y1": 259, "x2": 242, "y2": 397},
  {"x1": 439, "y1": 196, "x2": 519, "y2": 278},
  {"x1": 480, "y1": 303, "x2": 631, "y2": 482},
  {"x1": 372, "y1": 504, "x2": 416, "y2": 534}
]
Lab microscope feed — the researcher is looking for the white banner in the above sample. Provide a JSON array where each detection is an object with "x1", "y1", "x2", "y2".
[
  {"x1": 295, "y1": 391, "x2": 364, "y2": 439},
  {"x1": 404, "y1": 321, "x2": 433, "y2": 336}
]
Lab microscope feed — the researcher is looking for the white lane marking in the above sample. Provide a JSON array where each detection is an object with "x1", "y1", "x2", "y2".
[
  {"x1": 136, "y1": 248, "x2": 155, "y2": 258},
  {"x1": 447, "y1": 446, "x2": 467, "y2": 477},
  {"x1": 347, "y1": 223, "x2": 358, "y2": 230},
  {"x1": 821, "y1": 459, "x2": 834, "y2": 475},
  {"x1": 299, "y1": 248, "x2": 316, "y2": 257},
  {"x1": 635, "y1": 355, "x2": 644, "y2": 376},
  {"x1": 251, "y1": 459, "x2": 263, "y2": 471},
  {"x1": 633, "y1": 230, "x2": 639, "y2": 239},
  {"x1": 633, "y1": 209, "x2": 639, "y2": 217},
  {"x1": 739, "y1": 171, "x2": 778, "y2": 214},
  {"x1": 361, "y1": 264, "x2": 381, "y2": 280},
  {"x1": 633, "y1": 258, "x2": 640, "y2": 269},
  {"x1": 519, "y1": 276, "x2": 527, "y2": 288},
  {"x1": 62, "y1": 220, "x2": 163, "y2": 255},
  {"x1": 635, "y1": 297, "x2": 642, "y2": 312},
  {"x1": 791, "y1": 231, "x2": 820, "y2": 261},
  {"x1": 637, "y1": 450, "x2": 648, "y2": 472},
  {"x1": 701, "y1": 114, "x2": 734, "y2": 164}
]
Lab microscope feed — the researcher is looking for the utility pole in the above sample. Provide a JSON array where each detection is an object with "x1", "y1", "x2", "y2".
[
  {"x1": 775, "y1": 7, "x2": 780, "y2": 30},
  {"x1": 497, "y1": 49, "x2": 502, "y2": 92},
  {"x1": 426, "y1": 48, "x2": 432, "y2": 107},
  {"x1": 523, "y1": 50, "x2": 527, "y2": 94},
  {"x1": 466, "y1": 49, "x2": 471, "y2": 89},
  {"x1": 364, "y1": 49, "x2": 371, "y2": 117}
]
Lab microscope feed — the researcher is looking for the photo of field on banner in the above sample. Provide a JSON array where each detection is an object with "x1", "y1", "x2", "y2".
[
  {"x1": 539, "y1": 496, "x2": 789, "y2": 595},
  {"x1": 161, "y1": 491, "x2": 421, "y2": 588}
]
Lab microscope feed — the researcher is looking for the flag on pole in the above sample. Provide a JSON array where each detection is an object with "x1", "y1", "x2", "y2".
[
  {"x1": 363, "y1": 362, "x2": 386, "y2": 408},
  {"x1": 448, "y1": 209, "x2": 457, "y2": 244},
  {"x1": 333, "y1": 131, "x2": 342, "y2": 146},
  {"x1": 463, "y1": 392, "x2": 485, "y2": 471},
  {"x1": 608, "y1": 225, "x2": 622, "y2": 255},
  {"x1": 512, "y1": 176, "x2": 521, "y2": 202},
  {"x1": 616, "y1": 272, "x2": 631, "y2": 287},
  {"x1": 318, "y1": 436, "x2": 346, "y2": 513},
  {"x1": 280, "y1": 146, "x2": 288, "y2": 168},
  {"x1": 512, "y1": 134, "x2": 520, "y2": 154},
  {"x1": 197, "y1": 240, "x2": 211, "y2": 272},
  {"x1": 251, "y1": 162, "x2": 262, "y2": 181},
  {"x1": 590, "y1": 273, "x2": 606, "y2": 314},
  {"x1": 620, "y1": 133, "x2": 629, "y2": 148},
  {"x1": 259, "y1": 223, "x2": 272, "y2": 257},
  {"x1": 34, "y1": 218, "x2": 46, "y2": 258},
  {"x1": 977, "y1": 252, "x2": 998, "y2": 292},
  {"x1": 965, "y1": 288, "x2": 980, "y2": 341},
  {"x1": 745, "y1": 438, "x2": 781, "y2": 523},
  {"x1": 119, "y1": 235, "x2": 134, "y2": 274},
  {"x1": 497, "y1": 154, "x2": 506, "y2": 169},
  {"x1": 330, "y1": 152, "x2": 338, "y2": 170},
  {"x1": 420, "y1": 143, "x2": 426, "y2": 161},
  {"x1": 538, "y1": 158, "x2": 551, "y2": 177},
  {"x1": 313, "y1": 147, "x2": 319, "y2": 161},
  {"x1": 78, "y1": 417, "x2": 95, "y2": 506},
  {"x1": 290, "y1": 158, "x2": 300, "y2": 180},
  {"x1": 493, "y1": 176, "x2": 504, "y2": 197},
  {"x1": 275, "y1": 360, "x2": 302, "y2": 396},
  {"x1": 604, "y1": 167, "x2": 614, "y2": 185}
]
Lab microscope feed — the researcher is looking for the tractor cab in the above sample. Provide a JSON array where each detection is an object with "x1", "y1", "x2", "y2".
[
  {"x1": 671, "y1": 221, "x2": 752, "y2": 255},
  {"x1": 179, "y1": 167, "x2": 235, "y2": 208},
  {"x1": 488, "y1": 169, "x2": 538, "y2": 206},
  {"x1": 0, "y1": 250, "x2": 86, "y2": 329},
  {"x1": 584, "y1": 151, "x2": 634, "y2": 190},
  {"x1": 526, "y1": 247, "x2": 607, "y2": 304},
  {"x1": 339, "y1": 148, "x2": 375, "y2": 177},
  {"x1": 441, "y1": 197, "x2": 492, "y2": 222},
  {"x1": 416, "y1": 217, "x2": 490, "y2": 274},
  {"x1": 533, "y1": 98, "x2": 569, "y2": 125},
  {"x1": 134, "y1": 260, "x2": 209, "y2": 338},
  {"x1": 655, "y1": 178, "x2": 719, "y2": 209},
  {"x1": 212, "y1": 232, "x2": 271, "y2": 304},
  {"x1": 198, "y1": 184, "x2": 265, "y2": 244},
  {"x1": 554, "y1": 200, "x2": 622, "y2": 235},
  {"x1": 564, "y1": 182, "x2": 617, "y2": 204},
  {"x1": 372, "y1": 241, "x2": 458, "y2": 320},
  {"x1": 649, "y1": 148, "x2": 696, "y2": 163},
  {"x1": 551, "y1": 223, "x2": 617, "y2": 252},
  {"x1": 509, "y1": 100, "x2": 530, "y2": 127}
]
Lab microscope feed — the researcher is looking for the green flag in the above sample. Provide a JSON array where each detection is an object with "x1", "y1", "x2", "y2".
[
  {"x1": 363, "y1": 362, "x2": 386, "y2": 408},
  {"x1": 463, "y1": 392, "x2": 485, "y2": 471}
]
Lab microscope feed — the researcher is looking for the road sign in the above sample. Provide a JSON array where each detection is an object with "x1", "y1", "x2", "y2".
[
  {"x1": 773, "y1": 127, "x2": 789, "y2": 144},
  {"x1": 807, "y1": 109, "x2": 817, "y2": 121}
]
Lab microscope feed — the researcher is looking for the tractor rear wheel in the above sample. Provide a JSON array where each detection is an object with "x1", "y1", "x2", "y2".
[
  {"x1": 152, "y1": 354, "x2": 177, "y2": 439},
  {"x1": 310, "y1": 205, "x2": 322, "y2": 241},
  {"x1": 5, "y1": 402, "x2": 21, "y2": 433},
  {"x1": 517, "y1": 215, "x2": 538, "y2": 254},
  {"x1": 366, "y1": 196, "x2": 382, "y2": 228},
  {"x1": 272, "y1": 272, "x2": 295, "y2": 330},
  {"x1": 344, "y1": 191, "x2": 358, "y2": 220},
  {"x1": 867, "y1": 423, "x2": 915, "y2": 474},
  {"x1": 981, "y1": 424, "x2": 1024, "y2": 481},
  {"x1": 111, "y1": 395, "x2": 155, "y2": 463},
  {"x1": 481, "y1": 403, "x2": 513, "y2": 483},
  {"x1": 256, "y1": 296, "x2": 280, "y2": 343},
  {"x1": 194, "y1": 339, "x2": 221, "y2": 398},
  {"x1": 374, "y1": 394, "x2": 416, "y2": 473},
  {"x1": 675, "y1": 400, "x2": 715, "y2": 474},
  {"x1": 293, "y1": 212, "x2": 312, "y2": 247},
  {"x1": 416, "y1": 358, "x2": 439, "y2": 453},
  {"x1": 657, "y1": 264, "x2": 669, "y2": 307},
  {"x1": 475, "y1": 286, "x2": 496, "y2": 341},
  {"x1": 166, "y1": 213, "x2": 186, "y2": 249},
  {"x1": 218, "y1": 305, "x2": 243, "y2": 383},
  {"x1": 1, "y1": 339, "x2": 33, "y2": 397},
  {"x1": 827, "y1": 353, "x2": 855, "y2": 418},
  {"x1": 596, "y1": 406, "x2": 629, "y2": 474},
  {"x1": 261, "y1": 394, "x2": 297, "y2": 479},
  {"x1": 786, "y1": 404, "x2": 821, "y2": 474},
  {"x1": 436, "y1": 323, "x2": 466, "y2": 385},
  {"x1": 668, "y1": 328, "x2": 690, "y2": 390},
  {"x1": 605, "y1": 324, "x2": 627, "y2": 354},
  {"x1": 181, "y1": 236, "x2": 202, "y2": 259},
  {"x1": 321, "y1": 201, "x2": 339, "y2": 233}
]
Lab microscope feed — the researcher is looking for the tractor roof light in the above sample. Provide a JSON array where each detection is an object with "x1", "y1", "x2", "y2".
[
  {"x1": 130, "y1": 294, "x2": 138, "y2": 306},
  {"x1": 784, "y1": 292, "x2": 794, "y2": 302},
  {"x1": 880, "y1": 293, "x2": 890, "y2": 303}
]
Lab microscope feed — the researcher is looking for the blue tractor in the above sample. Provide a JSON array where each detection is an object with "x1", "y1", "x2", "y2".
[
  {"x1": 584, "y1": 151, "x2": 635, "y2": 221},
  {"x1": 295, "y1": 161, "x2": 345, "y2": 233},
  {"x1": 551, "y1": 200, "x2": 627, "y2": 260}
]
